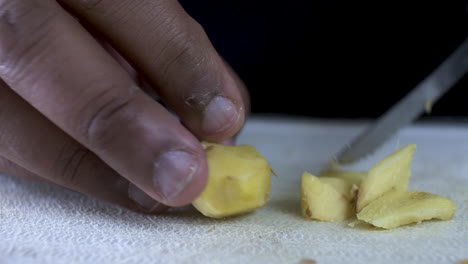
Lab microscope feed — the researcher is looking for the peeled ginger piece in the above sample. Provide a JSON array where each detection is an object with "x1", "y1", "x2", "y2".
[
  {"x1": 356, "y1": 144, "x2": 416, "y2": 212},
  {"x1": 302, "y1": 144, "x2": 456, "y2": 230},
  {"x1": 301, "y1": 172, "x2": 355, "y2": 222},
  {"x1": 192, "y1": 142, "x2": 271, "y2": 218},
  {"x1": 357, "y1": 190, "x2": 456, "y2": 229}
]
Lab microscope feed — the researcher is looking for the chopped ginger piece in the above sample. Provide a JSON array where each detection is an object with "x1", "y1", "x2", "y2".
[
  {"x1": 356, "y1": 144, "x2": 416, "y2": 212},
  {"x1": 301, "y1": 172, "x2": 355, "y2": 222},
  {"x1": 357, "y1": 190, "x2": 456, "y2": 229},
  {"x1": 192, "y1": 142, "x2": 271, "y2": 218},
  {"x1": 301, "y1": 143, "x2": 456, "y2": 230}
]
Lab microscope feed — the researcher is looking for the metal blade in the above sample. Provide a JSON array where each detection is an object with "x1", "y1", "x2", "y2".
[{"x1": 336, "y1": 37, "x2": 468, "y2": 164}]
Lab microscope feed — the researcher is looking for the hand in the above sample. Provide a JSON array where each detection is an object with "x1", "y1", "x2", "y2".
[{"x1": 0, "y1": 0, "x2": 249, "y2": 213}]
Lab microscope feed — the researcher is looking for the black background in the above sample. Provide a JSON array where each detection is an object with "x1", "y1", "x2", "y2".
[{"x1": 179, "y1": 0, "x2": 468, "y2": 119}]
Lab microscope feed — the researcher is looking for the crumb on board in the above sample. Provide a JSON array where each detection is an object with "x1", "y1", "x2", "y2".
[
  {"x1": 298, "y1": 258, "x2": 316, "y2": 264},
  {"x1": 348, "y1": 220, "x2": 361, "y2": 228},
  {"x1": 271, "y1": 167, "x2": 278, "y2": 177},
  {"x1": 207, "y1": 226, "x2": 216, "y2": 232}
]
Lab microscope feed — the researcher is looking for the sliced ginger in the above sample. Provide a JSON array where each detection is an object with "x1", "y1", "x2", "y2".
[
  {"x1": 191, "y1": 140, "x2": 456, "y2": 229},
  {"x1": 301, "y1": 172, "x2": 355, "y2": 222},
  {"x1": 320, "y1": 169, "x2": 367, "y2": 186},
  {"x1": 357, "y1": 190, "x2": 456, "y2": 229},
  {"x1": 300, "y1": 169, "x2": 365, "y2": 222},
  {"x1": 301, "y1": 144, "x2": 456, "y2": 229},
  {"x1": 356, "y1": 144, "x2": 416, "y2": 212},
  {"x1": 192, "y1": 142, "x2": 271, "y2": 218}
]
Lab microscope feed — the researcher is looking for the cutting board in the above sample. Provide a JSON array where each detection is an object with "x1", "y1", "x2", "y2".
[{"x1": 1, "y1": 116, "x2": 467, "y2": 264}]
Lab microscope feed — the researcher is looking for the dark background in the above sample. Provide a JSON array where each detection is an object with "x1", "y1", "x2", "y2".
[{"x1": 179, "y1": 0, "x2": 468, "y2": 119}]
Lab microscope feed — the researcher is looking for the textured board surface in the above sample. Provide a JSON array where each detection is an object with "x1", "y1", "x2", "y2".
[{"x1": 1, "y1": 116, "x2": 467, "y2": 264}]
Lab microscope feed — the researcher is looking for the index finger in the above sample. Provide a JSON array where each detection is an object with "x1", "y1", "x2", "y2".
[
  {"x1": 61, "y1": 0, "x2": 248, "y2": 142},
  {"x1": 0, "y1": 0, "x2": 207, "y2": 206}
]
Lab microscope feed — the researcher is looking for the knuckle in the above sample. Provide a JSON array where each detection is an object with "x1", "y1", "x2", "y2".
[
  {"x1": 154, "y1": 17, "x2": 209, "y2": 83},
  {"x1": 81, "y1": 92, "x2": 137, "y2": 150},
  {"x1": 0, "y1": 0, "x2": 59, "y2": 82},
  {"x1": 53, "y1": 142, "x2": 91, "y2": 187},
  {"x1": 159, "y1": 38, "x2": 193, "y2": 81}
]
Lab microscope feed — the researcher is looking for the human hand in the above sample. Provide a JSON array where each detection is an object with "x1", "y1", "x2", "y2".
[{"x1": 0, "y1": 0, "x2": 249, "y2": 213}]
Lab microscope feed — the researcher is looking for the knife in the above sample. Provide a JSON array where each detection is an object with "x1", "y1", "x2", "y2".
[{"x1": 336, "y1": 37, "x2": 468, "y2": 164}]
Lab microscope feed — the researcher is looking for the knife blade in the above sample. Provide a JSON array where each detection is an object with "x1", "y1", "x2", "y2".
[{"x1": 336, "y1": 37, "x2": 468, "y2": 164}]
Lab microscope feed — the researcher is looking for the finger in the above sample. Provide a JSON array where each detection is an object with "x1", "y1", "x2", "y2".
[
  {"x1": 0, "y1": 154, "x2": 169, "y2": 214},
  {"x1": 99, "y1": 38, "x2": 161, "y2": 101},
  {"x1": 105, "y1": 40, "x2": 246, "y2": 141},
  {"x1": 0, "y1": 80, "x2": 166, "y2": 213},
  {"x1": 0, "y1": 154, "x2": 45, "y2": 182},
  {"x1": 0, "y1": 0, "x2": 207, "y2": 206},
  {"x1": 61, "y1": 0, "x2": 247, "y2": 141}
]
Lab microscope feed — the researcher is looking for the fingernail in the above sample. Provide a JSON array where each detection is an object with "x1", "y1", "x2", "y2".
[
  {"x1": 128, "y1": 183, "x2": 164, "y2": 213},
  {"x1": 153, "y1": 151, "x2": 198, "y2": 203},
  {"x1": 202, "y1": 96, "x2": 239, "y2": 133}
]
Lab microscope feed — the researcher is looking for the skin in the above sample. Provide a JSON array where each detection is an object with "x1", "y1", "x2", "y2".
[{"x1": 0, "y1": 0, "x2": 249, "y2": 213}]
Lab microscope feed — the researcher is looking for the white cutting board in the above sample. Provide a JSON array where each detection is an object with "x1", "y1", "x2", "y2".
[{"x1": 1, "y1": 116, "x2": 467, "y2": 264}]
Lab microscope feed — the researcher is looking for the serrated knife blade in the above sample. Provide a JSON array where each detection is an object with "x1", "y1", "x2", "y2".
[{"x1": 336, "y1": 37, "x2": 468, "y2": 164}]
